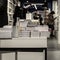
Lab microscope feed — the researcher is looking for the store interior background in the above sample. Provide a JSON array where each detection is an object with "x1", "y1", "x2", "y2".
[{"x1": 0, "y1": 0, "x2": 60, "y2": 60}]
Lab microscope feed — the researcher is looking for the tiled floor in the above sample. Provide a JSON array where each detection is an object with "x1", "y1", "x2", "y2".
[
  {"x1": 47, "y1": 51, "x2": 60, "y2": 60},
  {"x1": 48, "y1": 37, "x2": 60, "y2": 50},
  {"x1": 47, "y1": 38, "x2": 58, "y2": 51},
  {"x1": 47, "y1": 37, "x2": 60, "y2": 60}
]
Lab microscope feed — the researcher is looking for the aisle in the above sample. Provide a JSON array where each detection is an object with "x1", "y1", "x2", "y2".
[
  {"x1": 47, "y1": 38, "x2": 58, "y2": 51},
  {"x1": 47, "y1": 51, "x2": 60, "y2": 60}
]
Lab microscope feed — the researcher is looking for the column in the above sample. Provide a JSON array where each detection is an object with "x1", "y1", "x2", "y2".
[
  {"x1": 58, "y1": 0, "x2": 60, "y2": 44},
  {"x1": 52, "y1": 1, "x2": 58, "y2": 30}
]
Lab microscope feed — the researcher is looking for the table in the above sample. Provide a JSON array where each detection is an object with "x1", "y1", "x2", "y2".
[{"x1": 0, "y1": 37, "x2": 47, "y2": 60}]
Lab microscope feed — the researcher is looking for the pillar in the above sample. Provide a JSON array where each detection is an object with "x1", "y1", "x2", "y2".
[{"x1": 58, "y1": 0, "x2": 60, "y2": 44}]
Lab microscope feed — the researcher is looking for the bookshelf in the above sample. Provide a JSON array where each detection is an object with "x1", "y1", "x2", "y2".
[{"x1": 7, "y1": 0, "x2": 15, "y2": 25}]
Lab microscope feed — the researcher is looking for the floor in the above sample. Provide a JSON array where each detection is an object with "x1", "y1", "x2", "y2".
[
  {"x1": 47, "y1": 37, "x2": 60, "y2": 60},
  {"x1": 47, "y1": 38, "x2": 58, "y2": 51}
]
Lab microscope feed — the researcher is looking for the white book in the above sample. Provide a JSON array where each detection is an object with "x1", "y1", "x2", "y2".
[
  {"x1": 26, "y1": 13, "x2": 32, "y2": 20},
  {"x1": 31, "y1": 30, "x2": 40, "y2": 37}
]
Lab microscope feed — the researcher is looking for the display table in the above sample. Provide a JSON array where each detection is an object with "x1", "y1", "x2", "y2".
[
  {"x1": 0, "y1": 37, "x2": 47, "y2": 48},
  {"x1": 0, "y1": 24, "x2": 48, "y2": 60},
  {"x1": 0, "y1": 37, "x2": 47, "y2": 60}
]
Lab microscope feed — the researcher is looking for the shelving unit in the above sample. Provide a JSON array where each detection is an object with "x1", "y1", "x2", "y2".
[{"x1": 7, "y1": 0, "x2": 15, "y2": 25}]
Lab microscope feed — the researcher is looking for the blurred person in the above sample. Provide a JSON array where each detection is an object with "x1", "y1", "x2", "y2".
[
  {"x1": 13, "y1": 1, "x2": 21, "y2": 26},
  {"x1": 38, "y1": 14, "x2": 43, "y2": 25},
  {"x1": 47, "y1": 11, "x2": 57, "y2": 38},
  {"x1": 33, "y1": 12, "x2": 39, "y2": 19}
]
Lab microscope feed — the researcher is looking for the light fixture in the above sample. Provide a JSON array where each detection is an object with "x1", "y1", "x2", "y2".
[{"x1": 26, "y1": 1, "x2": 29, "y2": 3}]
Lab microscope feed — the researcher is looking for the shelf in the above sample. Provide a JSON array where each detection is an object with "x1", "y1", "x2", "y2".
[
  {"x1": 7, "y1": 5, "x2": 15, "y2": 10},
  {"x1": 8, "y1": 18, "x2": 13, "y2": 21},
  {"x1": 7, "y1": 8, "x2": 14, "y2": 13},
  {"x1": 7, "y1": 12, "x2": 14, "y2": 14},
  {"x1": 8, "y1": 17, "x2": 13, "y2": 20},
  {"x1": 8, "y1": 19, "x2": 13, "y2": 21},
  {"x1": 8, "y1": 1, "x2": 15, "y2": 6},
  {"x1": 7, "y1": 6, "x2": 14, "y2": 10},
  {"x1": 8, "y1": 20, "x2": 13, "y2": 22},
  {"x1": 7, "y1": 0, "x2": 15, "y2": 25},
  {"x1": 8, "y1": 0, "x2": 13, "y2": 3},
  {"x1": 8, "y1": 21, "x2": 13, "y2": 23}
]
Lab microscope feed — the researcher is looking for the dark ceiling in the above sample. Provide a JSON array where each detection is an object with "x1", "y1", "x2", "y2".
[{"x1": 19, "y1": 0, "x2": 52, "y2": 3}]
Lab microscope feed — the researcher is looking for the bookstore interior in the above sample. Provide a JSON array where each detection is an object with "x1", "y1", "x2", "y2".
[{"x1": 0, "y1": 0, "x2": 60, "y2": 60}]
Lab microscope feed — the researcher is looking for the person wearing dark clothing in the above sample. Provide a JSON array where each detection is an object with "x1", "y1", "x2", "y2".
[
  {"x1": 13, "y1": 6, "x2": 21, "y2": 26},
  {"x1": 13, "y1": 5, "x2": 27, "y2": 26},
  {"x1": 48, "y1": 11, "x2": 57, "y2": 38},
  {"x1": 33, "y1": 13, "x2": 39, "y2": 19},
  {"x1": 39, "y1": 14, "x2": 43, "y2": 25},
  {"x1": 20, "y1": 7, "x2": 27, "y2": 19}
]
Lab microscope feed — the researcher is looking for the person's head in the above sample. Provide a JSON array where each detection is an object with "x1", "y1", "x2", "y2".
[
  {"x1": 39, "y1": 14, "x2": 41, "y2": 17},
  {"x1": 16, "y1": 1, "x2": 20, "y2": 7},
  {"x1": 26, "y1": 1, "x2": 31, "y2": 4},
  {"x1": 34, "y1": 13, "x2": 37, "y2": 15},
  {"x1": 50, "y1": 11, "x2": 55, "y2": 15}
]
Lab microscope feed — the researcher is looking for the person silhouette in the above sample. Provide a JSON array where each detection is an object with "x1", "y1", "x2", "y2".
[
  {"x1": 13, "y1": 2, "x2": 21, "y2": 26},
  {"x1": 48, "y1": 11, "x2": 57, "y2": 38},
  {"x1": 38, "y1": 14, "x2": 43, "y2": 25}
]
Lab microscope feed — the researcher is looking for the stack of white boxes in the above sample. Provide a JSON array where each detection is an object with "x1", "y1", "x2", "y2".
[
  {"x1": 26, "y1": 27, "x2": 35, "y2": 31},
  {"x1": 18, "y1": 20, "x2": 29, "y2": 37},
  {"x1": 35, "y1": 25, "x2": 50, "y2": 37},
  {"x1": 19, "y1": 21, "x2": 28, "y2": 27},
  {"x1": 31, "y1": 30, "x2": 40, "y2": 37},
  {"x1": 18, "y1": 19, "x2": 50, "y2": 38},
  {"x1": 40, "y1": 31, "x2": 50, "y2": 37},
  {"x1": 19, "y1": 20, "x2": 28, "y2": 31},
  {"x1": 27, "y1": 21, "x2": 38, "y2": 27},
  {"x1": 19, "y1": 30, "x2": 30, "y2": 37},
  {"x1": 26, "y1": 13, "x2": 33, "y2": 20},
  {"x1": 0, "y1": 25, "x2": 12, "y2": 38}
]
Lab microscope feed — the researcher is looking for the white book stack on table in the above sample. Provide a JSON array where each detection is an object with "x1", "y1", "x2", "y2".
[
  {"x1": 0, "y1": 25, "x2": 12, "y2": 38},
  {"x1": 19, "y1": 21, "x2": 28, "y2": 31},
  {"x1": 31, "y1": 30, "x2": 40, "y2": 37},
  {"x1": 41, "y1": 31, "x2": 50, "y2": 37},
  {"x1": 26, "y1": 13, "x2": 32, "y2": 20},
  {"x1": 26, "y1": 27, "x2": 35, "y2": 31},
  {"x1": 35, "y1": 25, "x2": 50, "y2": 37},
  {"x1": 19, "y1": 21, "x2": 28, "y2": 27},
  {"x1": 19, "y1": 30, "x2": 30, "y2": 37}
]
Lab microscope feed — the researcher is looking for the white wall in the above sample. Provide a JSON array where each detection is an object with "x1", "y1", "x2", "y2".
[
  {"x1": 52, "y1": 1, "x2": 58, "y2": 30},
  {"x1": 58, "y1": 16, "x2": 60, "y2": 44},
  {"x1": 58, "y1": 0, "x2": 60, "y2": 44}
]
